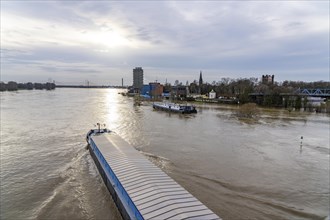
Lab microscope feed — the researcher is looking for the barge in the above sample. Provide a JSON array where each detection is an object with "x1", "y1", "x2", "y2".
[
  {"x1": 86, "y1": 127, "x2": 220, "y2": 220},
  {"x1": 153, "y1": 102, "x2": 197, "y2": 114}
]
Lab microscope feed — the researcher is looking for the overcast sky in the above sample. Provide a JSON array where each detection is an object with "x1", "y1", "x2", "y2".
[{"x1": 1, "y1": 1, "x2": 329, "y2": 85}]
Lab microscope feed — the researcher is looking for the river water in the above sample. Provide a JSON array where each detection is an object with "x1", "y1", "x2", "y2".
[{"x1": 1, "y1": 88, "x2": 329, "y2": 220}]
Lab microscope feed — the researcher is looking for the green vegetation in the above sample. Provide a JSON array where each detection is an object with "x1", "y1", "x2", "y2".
[
  {"x1": 184, "y1": 78, "x2": 329, "y2": 112},
  {"x1": 237, "y1": 103, "x2": 260, "y2": 119}
]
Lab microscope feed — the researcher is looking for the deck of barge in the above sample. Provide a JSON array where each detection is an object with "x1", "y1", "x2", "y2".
[{"x1": 88, "y1": 131, "x2": 220, "y2": 220}]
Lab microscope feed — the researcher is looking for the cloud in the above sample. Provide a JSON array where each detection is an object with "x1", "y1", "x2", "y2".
[{"x1": 1, "y1": 1, "x2": 329, "y2": 84}]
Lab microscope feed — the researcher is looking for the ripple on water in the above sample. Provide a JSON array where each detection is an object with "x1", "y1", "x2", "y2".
[{"x1": 35, "y1": 150, "x2": 121, "y2": 220}]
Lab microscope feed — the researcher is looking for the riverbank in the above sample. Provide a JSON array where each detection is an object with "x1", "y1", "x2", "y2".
[
  {"x1": 124, "y1": 93, "x2": 330, "y2": 114},
  {"x1": 0, "y1": 81, "x2": 55, "y2": 91}
]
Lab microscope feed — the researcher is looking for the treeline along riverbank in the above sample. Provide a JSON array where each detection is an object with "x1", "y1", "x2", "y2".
[
  {"x1": 166, "y1": 78, "x2": 330, "y2": 113},
  {"x1": 0, "y1": 81, "x2": 56, "y2": 91}
]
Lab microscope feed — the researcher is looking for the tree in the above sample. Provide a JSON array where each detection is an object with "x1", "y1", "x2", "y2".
[
  {"x1": 237, "y1": 103, "x2": 260, "y2": 119},
  {"x1": 295, "y1": 96, "x2": 302, "y2": 110},
  {"x1": 163, "y1": 83, "x2": 172, "y2": 93},
  {"x1": 189, "y1": 81, "x2": 198, "y2": 94},
  {"x1": 303, "y1": 97, "x2": 308, "y2": 111}
]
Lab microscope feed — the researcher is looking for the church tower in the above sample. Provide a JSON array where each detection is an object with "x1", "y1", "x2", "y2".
[
  {"x1": 199, "y1": 71, "x2": 203, "y2": 86},
  {"x1": 198, "y1": 71, "x2": 203, "y2": 94}
]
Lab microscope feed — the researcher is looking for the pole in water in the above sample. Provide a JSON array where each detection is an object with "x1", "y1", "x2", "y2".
[{"x1": 300, "y1": 136, "x2": 303, "y2": 148}]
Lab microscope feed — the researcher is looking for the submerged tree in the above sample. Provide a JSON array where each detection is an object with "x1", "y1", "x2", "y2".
[
  {"x1": 295, "y1": 96, "x2": 302, "y2": 110},
  {"x1": 237, "y1": 103, "x2": 260, "y2": 119}
]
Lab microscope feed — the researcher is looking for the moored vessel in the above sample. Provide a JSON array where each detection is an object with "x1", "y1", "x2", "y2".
[{"x1": 153, "y1": 102, "x2": 197, "y2": 114}]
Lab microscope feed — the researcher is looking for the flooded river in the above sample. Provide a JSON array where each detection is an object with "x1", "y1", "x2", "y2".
[{"x1": 1, "y1": 88, "x2": 329, "y2": 220}]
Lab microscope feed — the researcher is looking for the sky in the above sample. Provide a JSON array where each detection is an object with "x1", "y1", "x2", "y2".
[{"x1": 1, "y1": 1, "x2": 329, "y2": 86}]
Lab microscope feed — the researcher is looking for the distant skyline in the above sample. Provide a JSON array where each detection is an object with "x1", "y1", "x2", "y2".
[{"x1": 1, "y1": 1, "x2": 329, "y2": 85}]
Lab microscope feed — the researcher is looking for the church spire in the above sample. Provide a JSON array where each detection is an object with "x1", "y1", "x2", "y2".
[{"x1": 199, "y1": 70, "x2": 203, "y2": 86}]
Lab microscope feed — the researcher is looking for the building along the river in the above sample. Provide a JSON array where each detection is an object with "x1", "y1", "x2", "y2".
[{"x1": 133, "y1": 67, "x2": 144, "y2": 93}]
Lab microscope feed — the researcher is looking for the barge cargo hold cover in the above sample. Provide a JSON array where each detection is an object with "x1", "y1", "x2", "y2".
[{"x1": 87, "y1": 129, "x2": 220, "y2": 220}]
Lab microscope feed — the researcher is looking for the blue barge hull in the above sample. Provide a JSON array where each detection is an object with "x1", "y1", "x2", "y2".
[{"x1": 87, "y1": 129, "x2": 220, "y2": 220}]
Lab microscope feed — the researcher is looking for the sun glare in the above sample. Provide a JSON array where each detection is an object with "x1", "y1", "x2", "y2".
[
  {"x1": 85, "y1": 29, "x2": 130, "y2": 48},
  {"x1": 105, "y1": 89, "x2": 120, "y2": 129}
]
